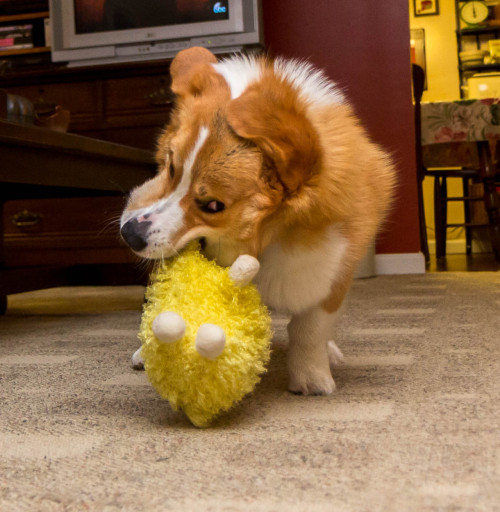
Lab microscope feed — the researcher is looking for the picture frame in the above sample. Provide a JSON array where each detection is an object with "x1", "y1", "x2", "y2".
[{"x1": 414, "y1": 0, "x2": 439, "y2": 17}]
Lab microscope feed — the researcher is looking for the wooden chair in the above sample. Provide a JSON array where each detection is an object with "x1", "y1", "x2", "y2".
[{"x1": 412, "y1": 64, "x2": 500, "y2": 262}]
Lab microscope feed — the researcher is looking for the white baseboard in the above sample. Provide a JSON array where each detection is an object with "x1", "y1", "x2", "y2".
[{"x1": 375, "y1": 252, "x2": 426, "y2": 275}]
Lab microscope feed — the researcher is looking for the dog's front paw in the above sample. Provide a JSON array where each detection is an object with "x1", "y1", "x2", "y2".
[
  {"x1": 288, "y1": 366, "x2": 336, "y2": 396},
  {"x1": 131, "y1": 347, "x2": 145, "y2": 370}
]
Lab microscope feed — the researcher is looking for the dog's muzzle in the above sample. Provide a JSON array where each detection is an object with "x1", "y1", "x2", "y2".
[{"x1": 120, "y1": 218, "x2": 151, "y2": 252}]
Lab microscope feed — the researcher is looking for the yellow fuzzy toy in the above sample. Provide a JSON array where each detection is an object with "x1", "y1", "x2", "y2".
[{"x1": 138, "y1": 242, "x2": 272, "y2": 427}]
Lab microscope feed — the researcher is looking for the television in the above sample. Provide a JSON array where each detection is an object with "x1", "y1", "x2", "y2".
[{"x1": 49, "y1": 0, "x2": 263, "y2": 67}]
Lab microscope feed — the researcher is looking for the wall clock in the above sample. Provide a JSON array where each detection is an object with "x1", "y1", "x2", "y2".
[{"x1": 460, "y1": 1, "x2": 489, "y2": 26}]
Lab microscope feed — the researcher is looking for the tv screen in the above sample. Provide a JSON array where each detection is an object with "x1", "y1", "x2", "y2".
[
  {"x1": 75, "y1": 0, "x2": 229, "y2": 34},
  {"x1": 49, "y1": 0, "x2": 263, "y2": 67}
]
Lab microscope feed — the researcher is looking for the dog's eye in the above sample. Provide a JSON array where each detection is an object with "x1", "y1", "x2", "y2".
[
  {"x1": 169, "y1": 161, "x2": 175, "y2": 179},
  {"x1": 199, "y1": 200, "x2": 225, "y2": 213}
]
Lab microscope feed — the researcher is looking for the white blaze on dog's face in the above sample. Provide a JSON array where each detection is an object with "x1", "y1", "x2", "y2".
[{"x1": 120, "y1": 125, "x2": 209, "y2": 257}]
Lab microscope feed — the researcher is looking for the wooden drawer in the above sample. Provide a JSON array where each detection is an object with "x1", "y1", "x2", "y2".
[
  {"x1": 4, "y1": 196, "x2": 125, "y2": 234},
  {"x1": 3, "y1": 196, "x2": 137, "y2": 267},
  {"x1": 105, "y1": 74, "x2": 173, "y2": 114},
  {"x1": 7, "y1": 81, "x2": 101, "y2": 117},
  {"x1": 3, "y1": 61, "x2": 173, "y2": 149}
]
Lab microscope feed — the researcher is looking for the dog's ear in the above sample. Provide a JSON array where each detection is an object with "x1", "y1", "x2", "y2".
[
  {"x1": 170, "y1": 46, "x2": 224, "y2": 98},
  {"x1": 226, "y1": 78, "x2": 321, "y2": 195}
]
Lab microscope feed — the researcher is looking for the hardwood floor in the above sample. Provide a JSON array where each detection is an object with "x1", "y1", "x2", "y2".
[{"x1": 427, "y1": 253, "x2": 499, "y2": 272}]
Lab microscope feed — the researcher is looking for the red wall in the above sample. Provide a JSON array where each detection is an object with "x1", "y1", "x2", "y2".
[{"x1": 261, "y1": 0, "x2": 420, "y2": 254}]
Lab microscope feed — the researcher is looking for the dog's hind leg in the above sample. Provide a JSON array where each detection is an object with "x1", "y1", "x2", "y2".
[{"x1": 327, "y1": 340, "x2": 344, "y2": 367}]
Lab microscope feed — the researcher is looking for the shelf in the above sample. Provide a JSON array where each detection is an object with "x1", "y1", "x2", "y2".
[
  {"x1": 0, "y1": 46, "x2": 50, "y2": 57},
  {"x1": 0, "y1": 11, "x2": 49, "y2": 59},
  {"x1": 455, "y1": 0, "x2": 500, "y2": 97},
  {"x1": 460, "y1": 63, "x2": 500, "y2": 71},
  {"x1": 0, "y1": 11, "x2": 49, "y2": 23},
  {"x1": 457, "y1": 25, "x2": 500, "y2": 35}
]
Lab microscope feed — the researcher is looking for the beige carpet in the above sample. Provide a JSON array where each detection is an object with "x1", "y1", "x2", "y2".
[{"x1": 0, "y1": 272, "x2": 499, "y2": 512}]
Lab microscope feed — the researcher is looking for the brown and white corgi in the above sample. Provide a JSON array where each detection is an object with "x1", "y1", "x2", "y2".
[{"x1": 121, "y1": 47, "x2": 396, "y2": 395}]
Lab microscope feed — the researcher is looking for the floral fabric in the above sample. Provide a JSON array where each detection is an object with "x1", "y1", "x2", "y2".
[{"x1": 421, "y1": 98, "x2": 500, "y2": 145}]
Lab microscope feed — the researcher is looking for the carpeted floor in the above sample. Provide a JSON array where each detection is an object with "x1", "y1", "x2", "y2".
[{"x1": 0, "y1": 272, "x2": 499, "y2": 512}]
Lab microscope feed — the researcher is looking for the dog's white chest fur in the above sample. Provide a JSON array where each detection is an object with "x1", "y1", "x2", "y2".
[{"x1": 254, "y1": 226, "x2": 349, "y2": 314}]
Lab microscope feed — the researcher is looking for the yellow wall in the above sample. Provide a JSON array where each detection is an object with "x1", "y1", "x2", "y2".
[
  {"x1": 409, "y1": 0, "x2": 466, "y2": 251},
  {"x1": 409, "y1": 0, "x2": 460, "y2": 101}
]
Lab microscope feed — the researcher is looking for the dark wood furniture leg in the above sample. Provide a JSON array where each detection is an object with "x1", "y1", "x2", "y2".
[
  {"x1": 434, "y1": 175, "x2": 448, "y2": 260},
  {"x1": 477, "y1": 141, "x2": 500, "y2": 262},
  {"x1": 0, "y1": 196, "x2": 6, "y2": 314},
  {"x1": 462, "y1": 178, "x2": 473, "y2": 255},
  {"x1": 416, "y1": 175, "x2": 430, "y2": 263}
]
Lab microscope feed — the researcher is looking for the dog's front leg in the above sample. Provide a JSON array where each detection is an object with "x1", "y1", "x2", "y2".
[{"x1": 287, "y1": 306, "x2": 339, "y2": 395}]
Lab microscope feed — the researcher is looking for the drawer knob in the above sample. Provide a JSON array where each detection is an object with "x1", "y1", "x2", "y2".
[
  {"x1": 145, "y1": 86, "x2": 174, "y2": 106},
  {"x1": 12, "y1": 210, "x2": 43, "y2": 229}
]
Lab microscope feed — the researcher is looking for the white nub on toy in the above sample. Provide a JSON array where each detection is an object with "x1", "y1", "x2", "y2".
[
  {"x1": 229, "y1": 254, "x2": 260, "y2": 287},
  {"x1": 195, "y1": 323, "x2": 226, "y2": 360},
  {"x1": 152, "y1": 311, "x2": 186, "y2": 343}
]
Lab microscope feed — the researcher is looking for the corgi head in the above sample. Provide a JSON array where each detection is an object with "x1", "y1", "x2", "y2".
[{"x1": 120, "y1": 47, "x2": 327, "y2": 265}]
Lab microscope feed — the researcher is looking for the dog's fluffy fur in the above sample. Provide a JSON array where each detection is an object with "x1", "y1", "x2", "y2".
[{"x1": 121, "y1": 47, "x2": 396, "y2": 395}]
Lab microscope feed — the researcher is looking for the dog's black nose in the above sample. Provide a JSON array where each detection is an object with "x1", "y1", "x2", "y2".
[{"x1": 120, "y1": 218, "x2": 151, "y2": 252}]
